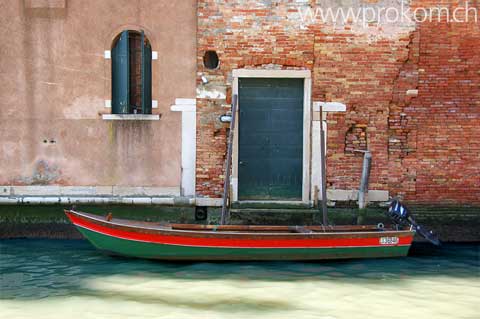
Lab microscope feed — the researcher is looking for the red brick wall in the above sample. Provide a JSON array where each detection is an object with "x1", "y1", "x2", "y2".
[
  {"x1": 312, "y1": 27, "x2": 412, "y2": 192},
  {"x1": 196, "y1": 0, "x2": 480, "y2": 205},
  {"x1": 196, "y1": 1, "x2": 315, "y2": 197},
  {"x1": 388, "y1": 3, "x2": 480, "y2": 203},
  {"x1": 196, "y1": 98, "x2": 229, "y2": 197}
]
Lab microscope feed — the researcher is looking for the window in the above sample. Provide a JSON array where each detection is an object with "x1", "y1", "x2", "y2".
[
  {"x1": 203, "y1": 50, "x2": 219, "y2": 69},
  {"x1": 111, "y1": 30, "x2": 152, "y2": 114}
]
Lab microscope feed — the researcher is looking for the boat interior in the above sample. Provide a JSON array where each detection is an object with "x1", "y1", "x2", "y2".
[{"x1": 67, "y1": 210, "x2": 406, "y2": 234}]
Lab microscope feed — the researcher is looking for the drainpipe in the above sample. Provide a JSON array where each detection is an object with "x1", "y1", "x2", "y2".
[{"x1": 354, "y1": 150, "x2": 372, "y2": 210}]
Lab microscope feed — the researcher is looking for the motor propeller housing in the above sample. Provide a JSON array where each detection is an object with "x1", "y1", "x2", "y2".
[
  {"x1": 387, "y1": 200, "x2": 441, "y2": 246},
  {"x1": 387, "y1": 199, "x2": 411, "y2": 225}
]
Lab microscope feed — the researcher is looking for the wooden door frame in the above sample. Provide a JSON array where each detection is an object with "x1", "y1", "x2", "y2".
[{"x1": 231, "y1": 69, "x2": 312, "y2": 204}]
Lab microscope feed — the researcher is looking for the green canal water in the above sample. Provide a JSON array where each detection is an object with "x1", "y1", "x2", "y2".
[{"x1": 0, "y1": 240, "x2": 478, "y2": 319}]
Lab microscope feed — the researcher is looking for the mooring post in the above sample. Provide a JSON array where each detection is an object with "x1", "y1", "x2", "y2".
[
  {"x1": 358, "y1": 150, "x2": 372, "y2": 210},
  {"x1": 220, "y1": 94, "x2": 238, "y2": 225},
  {"x1": 319, "y1": 105, "x2": 328, "y2": 225}
]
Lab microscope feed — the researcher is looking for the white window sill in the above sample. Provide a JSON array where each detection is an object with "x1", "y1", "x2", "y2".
[{"x1": 102, "y1": 114, "x2": 160, "y2": 121}]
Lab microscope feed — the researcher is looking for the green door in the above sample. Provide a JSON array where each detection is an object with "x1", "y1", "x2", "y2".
[{"x1": 238, "y1": 78, "x2": 304, "y2": 200}]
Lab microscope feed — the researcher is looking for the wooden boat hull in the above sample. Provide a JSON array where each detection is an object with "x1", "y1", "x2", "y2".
[{"x1": 66, "y1": 210, "x2": 415, "y2": 261}]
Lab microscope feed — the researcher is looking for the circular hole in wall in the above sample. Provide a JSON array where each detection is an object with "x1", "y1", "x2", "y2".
[
  {"x1": 203, "y1": 50, "x2": 219, "y2": 70},
  {"x1": 195, "y1": 206, "x2": 208, "y2": 221}
]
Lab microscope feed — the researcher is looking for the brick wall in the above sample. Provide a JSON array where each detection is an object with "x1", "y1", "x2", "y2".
[
  {"x1": 196, "y1": 0, "x2": 480, "y2": 205},
  {"x1": 196, "y1": 98, "x2": 229, "y2": 197},
  {"x1": 196, "y1": 0, "x2": 315, "y2": 197},
  {"x1": 388, "y1": 2, "x2": 480, "y2": 203}
]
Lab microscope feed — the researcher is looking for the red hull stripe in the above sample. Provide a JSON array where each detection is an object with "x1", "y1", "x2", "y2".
[{"x1": 68, "y1": 213, "x2": 413, "y2": 249}]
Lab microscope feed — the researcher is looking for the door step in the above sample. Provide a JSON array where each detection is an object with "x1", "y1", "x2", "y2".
[
  {"x1": 230, "y1": 208, "x2": 318, "y2": 214},
  {"x1": 228, "y1": 207, "x2": 322, "y2": 226},
  {"x1": 231, "y1": 201, "x2": 312, "y2": 209}
]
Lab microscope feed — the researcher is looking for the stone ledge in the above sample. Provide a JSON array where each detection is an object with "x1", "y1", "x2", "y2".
[
  {"x1": 327, "y1": 189, "x2": 389, "y2": 202},
  {"x1": 196, "y1": 197, "x2": 223, "y2": 207},
  {"x1": 1, "y1": 186, "x2": 180, "y2": 197},
  {"x1": 101, "y1": 114, "x2": 160, "y2": 120},
  {"x1": 25, "y1": 0, "x2": 66, "y2": 9},
  {"x1": 0, "y1": 196, "x2": 194, "y2": 206},
  {"x1": 313, "y1": 101, "x2": 347, "y2": 112}
]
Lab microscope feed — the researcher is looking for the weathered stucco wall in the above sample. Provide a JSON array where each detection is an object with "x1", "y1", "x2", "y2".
[
  {"x1": 0, "y1": 0, "x2": 196, "y2": 190},
  {"x1": 196, "y1": 0, "x2": 480, "y2": 205}
]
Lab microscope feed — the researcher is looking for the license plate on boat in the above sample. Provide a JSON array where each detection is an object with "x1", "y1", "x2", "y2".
[{"x1": 380, "y1": 237, "x2": 399, "y2": 245}]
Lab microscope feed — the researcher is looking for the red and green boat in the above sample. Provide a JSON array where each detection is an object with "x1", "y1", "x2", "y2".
[{"x1": 65, "y1": 209, "x2": 416, "y2": 261}]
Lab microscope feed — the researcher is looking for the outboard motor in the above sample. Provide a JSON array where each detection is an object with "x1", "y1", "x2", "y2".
[{"x1": 387, "y1": 200, "x2": 441, "y2": 246}]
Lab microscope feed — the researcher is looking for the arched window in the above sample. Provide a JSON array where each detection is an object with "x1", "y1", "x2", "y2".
[{"x1": 111, "y1": 30, "x2": 152, "y2": 114}]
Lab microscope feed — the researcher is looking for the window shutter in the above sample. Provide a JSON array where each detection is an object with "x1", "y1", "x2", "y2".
[
  {"x1": 141, "y1": 30, "x2": 152, "y2": 114},
  {"x1": 112, "y1": 30, "x2": 130, "y2": 114}
]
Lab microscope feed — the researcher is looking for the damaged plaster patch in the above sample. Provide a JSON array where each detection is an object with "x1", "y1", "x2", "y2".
[
  {"x1": 63, "y1": 96, "x2": 103, "y2": 119},
  {"x1": 196, "y1": 85, "x2": 227, "y2": 99},
  {"x1": 17, "y1": 160, "x2": 61, "y2": 185},
  {"x1": 1, "y1": 142, "x2": 19, "y2": 159}
]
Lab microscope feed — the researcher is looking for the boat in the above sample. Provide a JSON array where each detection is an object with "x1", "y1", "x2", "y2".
[{"x1": 65, "y1": 208, "x2": 416, "y2": 261}]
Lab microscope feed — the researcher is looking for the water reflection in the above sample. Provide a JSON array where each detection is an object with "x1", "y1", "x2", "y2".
[{"x1": 0, "y1": 240, "x2": 479, "y2": 319}]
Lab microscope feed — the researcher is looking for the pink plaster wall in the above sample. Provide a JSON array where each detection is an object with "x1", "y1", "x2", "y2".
[{"x1": 0, "y1": 0, "x2": 196, "y2": 187}]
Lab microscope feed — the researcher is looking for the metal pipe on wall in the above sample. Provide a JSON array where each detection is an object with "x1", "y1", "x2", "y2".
[{"x1": 358, "y1": 151, "x2": 372, "y2": 209}]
